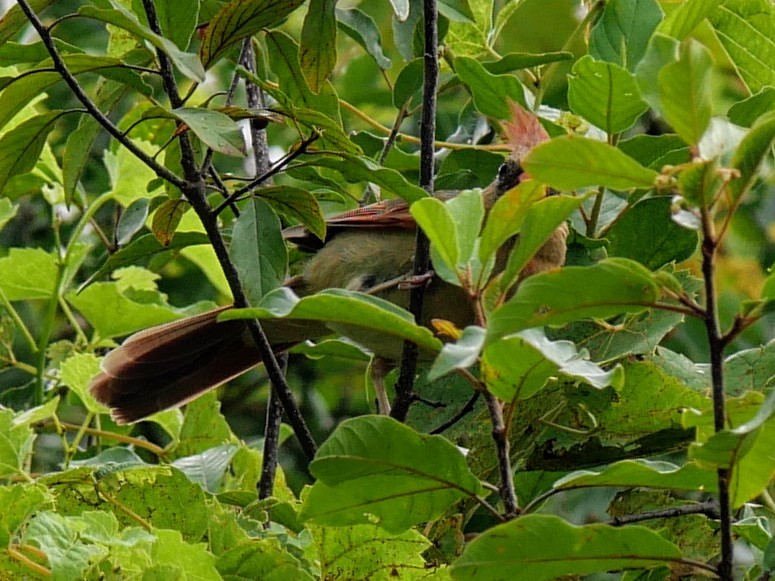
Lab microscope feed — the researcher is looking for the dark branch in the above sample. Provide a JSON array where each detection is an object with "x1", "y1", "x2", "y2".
[{"x1": 391, "y1": 0, "x2": 439, "y2": 423}]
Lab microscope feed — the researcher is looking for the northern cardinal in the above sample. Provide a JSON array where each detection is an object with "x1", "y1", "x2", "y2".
[{"x1": 91, "y1": 104, "x2": 569, "y2": 423}]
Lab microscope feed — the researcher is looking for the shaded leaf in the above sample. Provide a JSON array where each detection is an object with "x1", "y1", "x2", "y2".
[
  {"x1": 336, "y1": 8, "x2": 392, "y2": 70},
  {"x1": 488, "y1": 258, "x2": 660, "y2": 341},
  {"x1": 79, "y1": 4, "x2": 204, "y2": 82},
  {"x1": 229, "y1": 198, "x2": 287, "y2": 305},
  {"x1": 170, "y1": 107, "x2": 246, "y2": 156},
  {"x1": 300, "y1": 0, "x2": 337, "y2": 92},
  {"x1": 482, "y1": 328, "x2": 622, "y2": 401},
  {"x1": 151, "y1": 199, "x2": 190, "y2": 246},
  {"x1": 0, "y1": 111, "x2": 62, "y2": 195},
  {"x1": 455, "y1": 56, "x2": 526, "y2": 118},
  {"x1": 708, "y1": 0, "x2": 775, "y2": 93},
  {"x1": 300, "y1": 416, "x2": 484, "y2": 532},
  {"x1": 607, "y1": 197, "x2": 699, "y2": 269},
  {"x1": 657, "y1": 40, "x2": 714, "y2": 146},
  {"x1": 450, "y1": 514, "x2": 681, "y2": 580},
  {"x1": 589, "y1": 0, "x2": 664, "y2": 71},
  {"x1": 199, "y1": 0, "x2": 305, "y2": 68}
]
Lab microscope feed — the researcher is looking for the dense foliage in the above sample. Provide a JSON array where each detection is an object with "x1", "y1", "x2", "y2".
[{"x1": 0, "y1": 0, "x2": 774, "y2": 578}]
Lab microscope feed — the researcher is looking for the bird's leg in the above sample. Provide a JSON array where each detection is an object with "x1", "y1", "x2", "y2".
[
  {"x1": 364, "y1": 271, "x2": 435, "y2": 295},
  {"x1": 371, "y1": 356, "x2": 392, "y2": 415}
]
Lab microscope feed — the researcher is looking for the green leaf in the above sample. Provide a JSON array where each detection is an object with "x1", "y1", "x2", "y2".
[
  {"x1": 634, "y1": 33, "x2": 680, "y2": 113},
  {"x1": 728, "y1": 110, "x2": 775, "y2": 204},
  {"x1": 60, "y1": 353, "x2": 108, "y2": 415},
  {"x1": 336, "y1": 8, "x2": 391, "y2": 69},
  {"x1": 410, "y1": 197, "x2": 459, "y2": 275},
  {"x1": 446, "y1": 189, "x2": 485, "y2": 268},
  {"x1": 104, "y1": 139, "x2": 164, "y2": 207},
  {"x1": 568, "y1": 56, "x2": 648, "y2": 135},
  {"x1": 0, "y1": 111, "x2": 62, "y2": 195},
  {"x1": 589, "y1": 0, "x2": 664, "y2": 71},
  {"x1": 169, "y1": 107, "x2": 246, "y2": 156},
  {"x1": 223, "y1": 288, "x2": 442, "y2": 357},
  {"x1": 488, "y1": 258, "x2": 660, "y2": 341},
  {"x1": 67, "y1": 276, "x2": 208, "y2": 339},
  {"x1": 23, "y1": 512, "x2": 106, "y2": 580},
  {"x1": 311, "y1": 522, "x2": 433, "y2": 580},
  {"x1": 607, "y1": 197, "x2": 698, "y2": 269},
  {"x1": 499, "y1": 194, "x2": 586, "y2": 291},
  {"x1": 267, "y1": 105, "x2": 360, "y2": 154},
  {"x1": 116, "y1": 197, "x2": 151, "y2": 246},
  {"x1": 728, "y1": 87, "x2": 775, "y2": 127},
  {"x1": 483, "y1": 51, "x2": 573, "y2": 74},
  {"x1": 229, "y1": 197, "x2": 287, "y2": 305},
  {"x1": 658, "y1": 0, "x2": 721, "y2": 39},
  {"x1": 301, "y1": 153, "x2": 427, "y2": 202},
  {"x1": 79, "y1": 4, "x2": 205, "y2": 82},
  {"x1": 0, "y1": 54, "x2": 148, "y2": 132},
  {"x1": 389, "y1": 0, "x2": 410, "y2": 21},
  {"x1": 429, "y1": 325, "x2": 485, "y2": 380},
  {"x1": 63, "y1": 81, "x2": 127, "y2": 206},
  {"x1": 455, "y1": 56, "x2": 526, "y2": 118},
  {"x1": 393, "y1": 58, "x2": 424, "y2": 108},
  {"x1": 523, "y1": 136, "x2": 659, "y2": 191},
  {"x1": 708, "y1": 0, "x2": 775, "y2": 94},
  {"x1": 200, "y1": 0, "x2": 306, "y2": 68},
  {"x1": 131, "y1": 0, "x2": 198, "y2": 50},
  {"x1": 0, "y1": 247, "x2": 58, "y2": 300},
  {"x1": 171, "y1": 444, "x2": 239, "y2": 493},
  {"x1": 439, "y1": 0, "x2": 475, "y2": 23},
  {"x1": 151, "y1": 198, "x2": 189, "y2": 246},
  {"x1": 553, "y1": 459, "x2": 717, "y2": 493},
  {"x1": 263, "y1": 31, "x2": 341, "y2": 121},
  {"x1": 0, "y1": 198, "x2": 17, "y2": 231},
  {"x1": 478, "y1": 181, "x2": 545, "y2": 269},
  {"x1": 0, "y1": 484, "x2": 51, "y2": 547},
  {"x1": 150, "y1": 529, "x2": 219, "y2": 578},
  {"x1": 618, "y1": 134, "x2": 691, "y2": 170},
  {"x1": 299, "y1": 416, "x2": 484, "y2": 532},
  {"x1": 482, "y1": 328, "x2": 622, "y2": 401},
  {"x1": 690, "y1": 387, "x2": 775, "y2": 506},
  {"x1": 176, "y1": 391, "x2": 235, "y2": 458},
  {"x1": 300, "y1": 0, "x2": 337, "y2": 92},
  {"x1": 450, "y1": 514, "x2": 682, "y2": 580},
  {"x1": 257, "y1": 185, "x2": 326, "y2": 241},
  {"x1": 82, "y1": 232, "x2": 210, "y2": 290},
  {"x1": 217, "y1": 539, "x2": 315, "y2": 580},
  {"x1": 657, "y1": 40, "x2": 714, "y2": 146},
  {"x1": 0, "y1": 0, "x2": 56, "y2": 47},
  {"x1": 0, "y1": 409, "x2": 35, "y2": 479}
]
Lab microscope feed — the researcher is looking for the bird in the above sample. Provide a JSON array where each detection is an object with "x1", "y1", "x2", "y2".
[{"x1": 90, "y1": 103, "x2": 569, "y2": 423}]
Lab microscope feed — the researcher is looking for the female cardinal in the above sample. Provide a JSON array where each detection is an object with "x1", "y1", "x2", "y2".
[{"x1": 91, "y1": 105, "x2": 568, "y2": 423}]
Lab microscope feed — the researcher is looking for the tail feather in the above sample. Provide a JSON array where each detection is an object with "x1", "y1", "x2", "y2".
[{"x1": 91, "y1": 307, "x2": 267, "y2": 423}]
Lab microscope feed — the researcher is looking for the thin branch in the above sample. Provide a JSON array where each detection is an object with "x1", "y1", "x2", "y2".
[
  {"x1": 483, "y1": 390, "x2": 519, "y2": 517},
  {"x1": 699, "y1": 204, "x2": 734, "y2": 581},
  {"x1": 430, "y1": 392, "x2": 481, "y2": 434},
  {"x1": 39, "y1": 420, "x2": 167, "y2": 458},
  {"x1": 609, "y1": 500, "x2": 720, "y2": 526},
  {"x1": 16, "y1": 0, "x2": 188, "y2": 190},
  {"x1": 259, "y1": 356, "x2": 286, "y2": 500},
  {"x1": 212, "y1": 133, "x2": 320, "y2": 216},
  {"x1": 390, "y1": 0, "x2": 439, "y2": 423}
]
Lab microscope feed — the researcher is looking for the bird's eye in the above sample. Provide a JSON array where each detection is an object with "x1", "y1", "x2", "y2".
[{"x1": 497, "y1": 163, "x2": 510, "y2": 180}]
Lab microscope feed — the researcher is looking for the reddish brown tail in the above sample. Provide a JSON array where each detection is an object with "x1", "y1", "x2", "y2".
[{"x1": 90, "y1": 307, "x2": 270, "y2": 423}]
